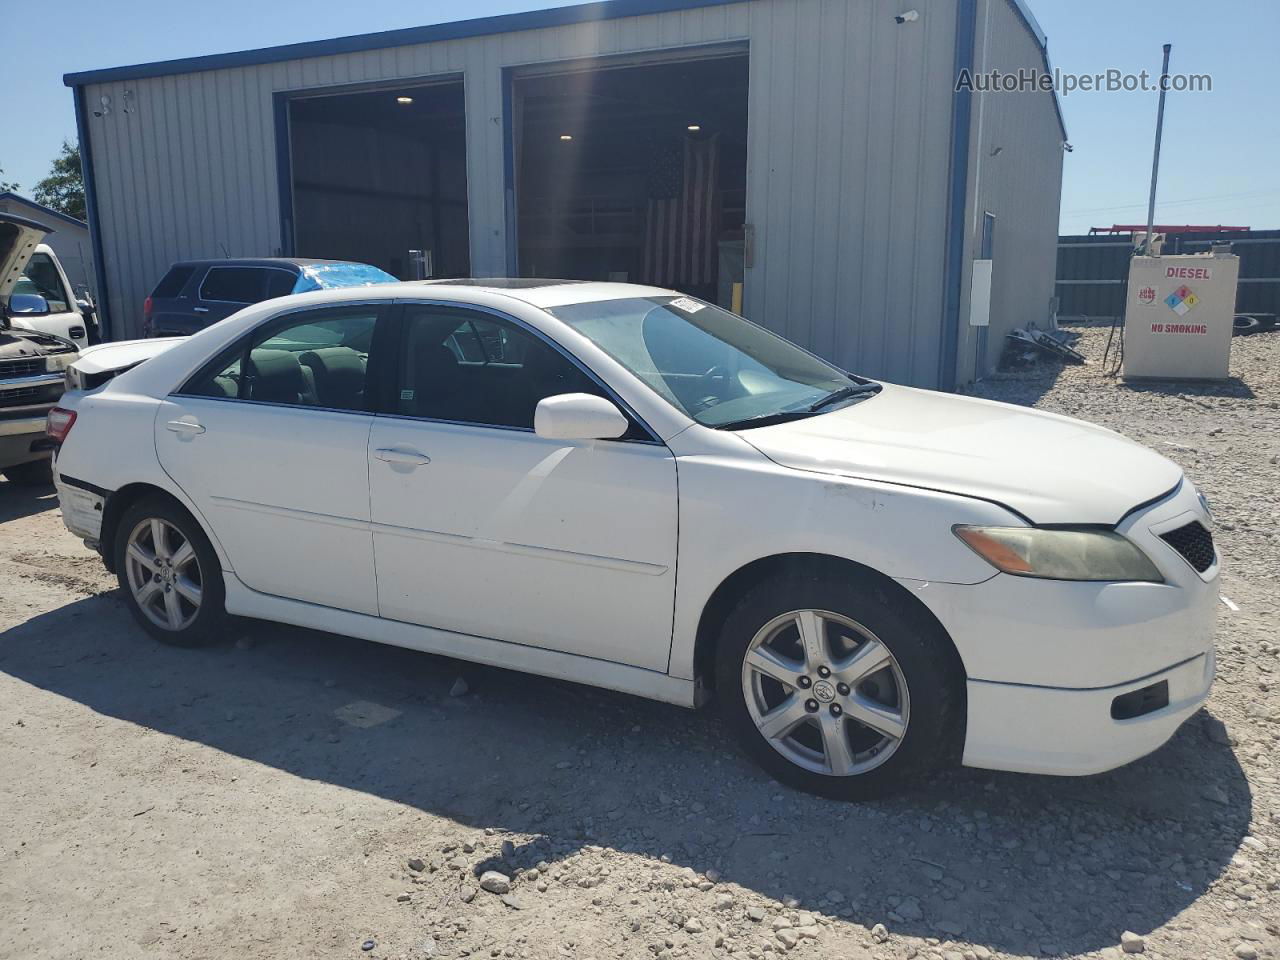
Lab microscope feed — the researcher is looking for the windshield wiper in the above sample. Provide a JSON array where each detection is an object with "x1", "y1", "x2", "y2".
[
  {"x1": 712, "y1": 381, "x2": 883, "y2": 431},
  {"x1": 808, "y1": 381, "x2": 882, "y2": 412},
  {"x1": 712, "y1": 410, "x2": 819, "y2": 431}
]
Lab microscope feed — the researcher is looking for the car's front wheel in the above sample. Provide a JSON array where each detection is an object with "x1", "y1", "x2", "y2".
[
  {"x1": 115, "y1": 496, "x2": 227, "y2": 647},
  {"x1": 716, "y1": 569, "x2": 963, "y2": 799}
]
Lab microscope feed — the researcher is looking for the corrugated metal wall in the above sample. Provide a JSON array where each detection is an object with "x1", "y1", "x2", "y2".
[
  {"x1": 743, "y1": 0, "x2": 957, "y2": 385},
  {"x1": 77, "y1": 0, "x2": 1033, "y2": 387},
  {"x1": 957, "y1": 0, "x2": 1064, "y2": 380}
]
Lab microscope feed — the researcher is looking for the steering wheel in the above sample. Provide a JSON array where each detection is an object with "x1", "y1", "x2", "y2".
[{"x1": 693, "y1": 364, "x2": 733, "y2": 410}]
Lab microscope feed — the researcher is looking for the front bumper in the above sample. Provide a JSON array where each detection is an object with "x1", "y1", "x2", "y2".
[
  {"x1": 899, "y1": 479, "x2": 1219, "y2": 776},
  {"x1": 963, "y1": 650, "x2": 1214, "y2": 775}
]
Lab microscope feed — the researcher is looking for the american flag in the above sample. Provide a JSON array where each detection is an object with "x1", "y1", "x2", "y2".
[{"x1": 642, "y1": 134, "x2": 720, "y2": 288}]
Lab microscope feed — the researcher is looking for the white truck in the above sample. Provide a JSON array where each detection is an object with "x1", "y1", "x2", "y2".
[
  {"x1": 8, "y1": 238, "x2": 96, "y2": 350},
  {"x1": 0, "y1": 212, "x2": 81, "y2": 484}
]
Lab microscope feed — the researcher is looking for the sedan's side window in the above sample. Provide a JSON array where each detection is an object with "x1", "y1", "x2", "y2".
[
  {"x1": 396, "y1": 307, "x2": 602, "y2": 429},
  {"x1": 184, "y1": 308, "x2": 378, "y2": 411}
]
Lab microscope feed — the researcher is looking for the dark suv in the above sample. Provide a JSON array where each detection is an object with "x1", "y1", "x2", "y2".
[{"x1": 143, "y1": 258, "x2": 395, "y2": 337}]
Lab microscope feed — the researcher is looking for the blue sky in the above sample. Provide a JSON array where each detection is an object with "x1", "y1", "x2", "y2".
[{"x1": 4, "y1": 0, "x2": 1274, "y2": 234}]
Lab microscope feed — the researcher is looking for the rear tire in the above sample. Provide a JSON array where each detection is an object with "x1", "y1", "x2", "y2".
[
  {"x1": 715, "y1": 569, "x2": 964, "y2": 800},
  {"x1": 2, "y1": 459, "x2": 53, "y2": 486},
  {"x1": 114, "y1": 496, "x2": 227, "y2": 647}
]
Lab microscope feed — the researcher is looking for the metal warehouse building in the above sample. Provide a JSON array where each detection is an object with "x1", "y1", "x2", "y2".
[{"x1": 64, "y1": 0, "x2": 1065, "y2": 389}]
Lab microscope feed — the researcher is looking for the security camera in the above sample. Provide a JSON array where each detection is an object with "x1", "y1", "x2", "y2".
[{"x1": 894, "y1": 10, "x2": 919, "y2": 23}]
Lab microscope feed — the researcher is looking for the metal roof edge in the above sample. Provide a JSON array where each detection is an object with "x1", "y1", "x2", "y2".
[
  {"x1": 0, "y1": 192, "x2": 88, "y2": 229},
  {"x1": 63, "y1": 0, "x2": 740, "y2": 87},
  {"x1": 1005, "y1": 0, "x2": 1067, "y2": 141}
]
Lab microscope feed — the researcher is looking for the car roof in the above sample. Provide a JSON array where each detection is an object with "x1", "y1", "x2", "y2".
[
  {"x1": 415, "y1": 279, "x2": 678, "y2": 309},
  {"x1": 166, "y1": 258, "x2": 348, "y2": 270}
]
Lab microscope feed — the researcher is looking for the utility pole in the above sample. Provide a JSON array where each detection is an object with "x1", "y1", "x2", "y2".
[{"x1": 1144, "y1": 43, "x2": 1172, "y2": 256}]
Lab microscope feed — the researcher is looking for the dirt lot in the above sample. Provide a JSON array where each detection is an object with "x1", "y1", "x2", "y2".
[{"x1": 1, "y1": 325, "x2": 1277, "y2": 960}]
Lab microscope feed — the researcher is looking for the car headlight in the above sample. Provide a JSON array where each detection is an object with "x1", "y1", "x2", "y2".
[
  {"x1": 46, "y1": 352, "x2": 75, "y2": 373},
  {"x1": 953, "y1": 525, "x2": 1163, "y2": 583},
  {"x1": 1197, "y1": 489, "x2": 1212, "y2": 521}
]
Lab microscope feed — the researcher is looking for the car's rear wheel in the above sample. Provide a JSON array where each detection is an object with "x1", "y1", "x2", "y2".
[
  {"x1": 115, "y1": 496, "x2": 227, "y2": 647},
  {"x1": 716, "y1": 570, "x2": 963, "y2": 799}
]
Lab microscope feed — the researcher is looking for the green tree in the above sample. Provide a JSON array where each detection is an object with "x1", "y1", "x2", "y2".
[
  {"x1": 0, "y1": 164, "x2": 17, "y2": 193},
  {"x1": 33, "y1": 141, "x2": 86, "y2": 221}
]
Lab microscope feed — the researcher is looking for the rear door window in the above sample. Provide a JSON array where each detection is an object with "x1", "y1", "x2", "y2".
[
  {"x1": 152, "y1": 265, "x2": 196, "y2": 298},
  {"x1": 181, "y1": 306, "x2": 382, "y2": 411}
]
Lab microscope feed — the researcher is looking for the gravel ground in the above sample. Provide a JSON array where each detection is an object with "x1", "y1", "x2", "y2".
[{"x1": 1, "y1": 325, "x2": 1277, "y2": 960}]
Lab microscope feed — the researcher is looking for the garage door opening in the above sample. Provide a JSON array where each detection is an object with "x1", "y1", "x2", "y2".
[
  {"x1": 514, "y1": 53, "x2": 748, "y2": 306},
  {"x1": 288, "y1": 81, "x2": 470, "y2": 279}
]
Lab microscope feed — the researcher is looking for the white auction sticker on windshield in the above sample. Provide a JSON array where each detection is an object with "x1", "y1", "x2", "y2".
[{"x1": 668, "y1": 297, "x2": 705, "y2": 313}]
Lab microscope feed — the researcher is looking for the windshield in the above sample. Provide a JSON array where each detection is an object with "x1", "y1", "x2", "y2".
[{"x1": 549, "y1": 295, "x2": 870, "y2": 428}]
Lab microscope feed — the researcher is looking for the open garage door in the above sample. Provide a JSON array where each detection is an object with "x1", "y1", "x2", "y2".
[
  {"x1": 513, "y1": 52, "x2": 748, "y2": 308},
  {"x1": 287, "y1": 81, "x2": 469, "y2": 280}
]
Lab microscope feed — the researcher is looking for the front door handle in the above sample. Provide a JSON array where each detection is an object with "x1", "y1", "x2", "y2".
[
  {"x1": 374, "y1": 447, "x2": 431, "y2": 466},
  {"x1": 192, "y1": 306, "x2": 210, "y2": 314},
  {"x1": 166, "y1": 418, "x2": 206, "y2": 435}
]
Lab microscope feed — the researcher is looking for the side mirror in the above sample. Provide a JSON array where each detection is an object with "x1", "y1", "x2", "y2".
[
  {"x1": 8, "y1": 293, "x2": 50, "y2": 317},
  {"x1": 77, "y1": 299, "x2": 100, "y2": 342},
  {"x1": 534, "y1": 393, "x2": 629, "y2": 441}
]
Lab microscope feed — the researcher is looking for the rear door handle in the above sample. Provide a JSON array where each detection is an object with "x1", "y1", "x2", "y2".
[
  {"x1": 166, "y1": 418, "x2": 206, "y2": 435},
  {"x1": 374, "y1": 447, "x2": 431, "y2": 466},
  {"x1": 192, "y1": 306, "x2": 210, "y2": 314}
]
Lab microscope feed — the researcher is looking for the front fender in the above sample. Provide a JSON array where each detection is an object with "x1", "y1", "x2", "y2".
[{"x1": 667, "y1": 444, "x2": 1015, "y2": 682}]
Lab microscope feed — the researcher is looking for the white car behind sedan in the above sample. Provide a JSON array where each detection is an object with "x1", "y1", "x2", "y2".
[{"x1": 50, "y1": 280, "x2": 1218, "y2": 798}]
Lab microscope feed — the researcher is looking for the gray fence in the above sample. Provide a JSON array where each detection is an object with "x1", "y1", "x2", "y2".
[{"x1": 1056, "y1": 229, "x2": 1280, "y2": 321}]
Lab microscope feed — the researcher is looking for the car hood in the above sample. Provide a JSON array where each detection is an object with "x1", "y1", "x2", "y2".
[
  {"x1": 0, "y1": 211, "x2": 51, "y2": 305},
  {"x1": 737, "y1": 383, "x2": 1183, "y2": 525}
]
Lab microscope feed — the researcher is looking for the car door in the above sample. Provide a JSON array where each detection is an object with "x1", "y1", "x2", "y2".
[
  {"x1": 155, "y1": 303, "x2": 388, "y2": 615},
  {"x1": 367, "y1": 303, "x2": 678, "y2": 671}
]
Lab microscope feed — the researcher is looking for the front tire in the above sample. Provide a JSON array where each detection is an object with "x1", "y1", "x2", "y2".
[
  {"x1": 114, "y1": 496, "x2": 227, "y2": 647},
  {"x1": 716, "y1": 569, "x2": 964, "y2": 800}
]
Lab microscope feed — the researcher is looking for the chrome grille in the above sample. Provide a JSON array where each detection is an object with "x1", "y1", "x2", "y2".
[
  {"x1": 0, "y1": 384, "x2": 48, "y2": 405},
  {"x1": 1160, "y1": 521, "x2": 1216, "y2": 573},
  {"x1": 0, "y1": 357, "x2": 46, "y2": 378}
]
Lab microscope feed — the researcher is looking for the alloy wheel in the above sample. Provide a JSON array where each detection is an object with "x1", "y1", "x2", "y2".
[
  {"x1": 123, "y1": 517, "x2": 203, "y2": 631},
  {"x1": 740, "y1": 609, "x2": 910, "y2": 777}
]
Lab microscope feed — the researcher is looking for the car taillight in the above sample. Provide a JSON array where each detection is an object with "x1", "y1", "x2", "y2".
[
  {"x1": 143, "y1": 296, "x2": 154, "y2": 336},
  {"x1": 46, "y1": 407, "x2": 77, "y2": 443}
]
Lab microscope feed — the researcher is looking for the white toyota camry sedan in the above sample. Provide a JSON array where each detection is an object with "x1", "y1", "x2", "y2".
[{"x1": 49, "y1": 280, "x2": 1218, "y2": 798}]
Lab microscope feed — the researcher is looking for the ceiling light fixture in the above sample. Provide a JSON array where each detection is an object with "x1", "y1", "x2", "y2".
[
  {"x1": 396, "y1": 96, "x2": 414, "y2": 104},
  {"x1": 687, "y1": 124, "x2": 701, "y2": 132},
  {"x1": 560, "y1": 134, "x2": 574, "y2": 141}
]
